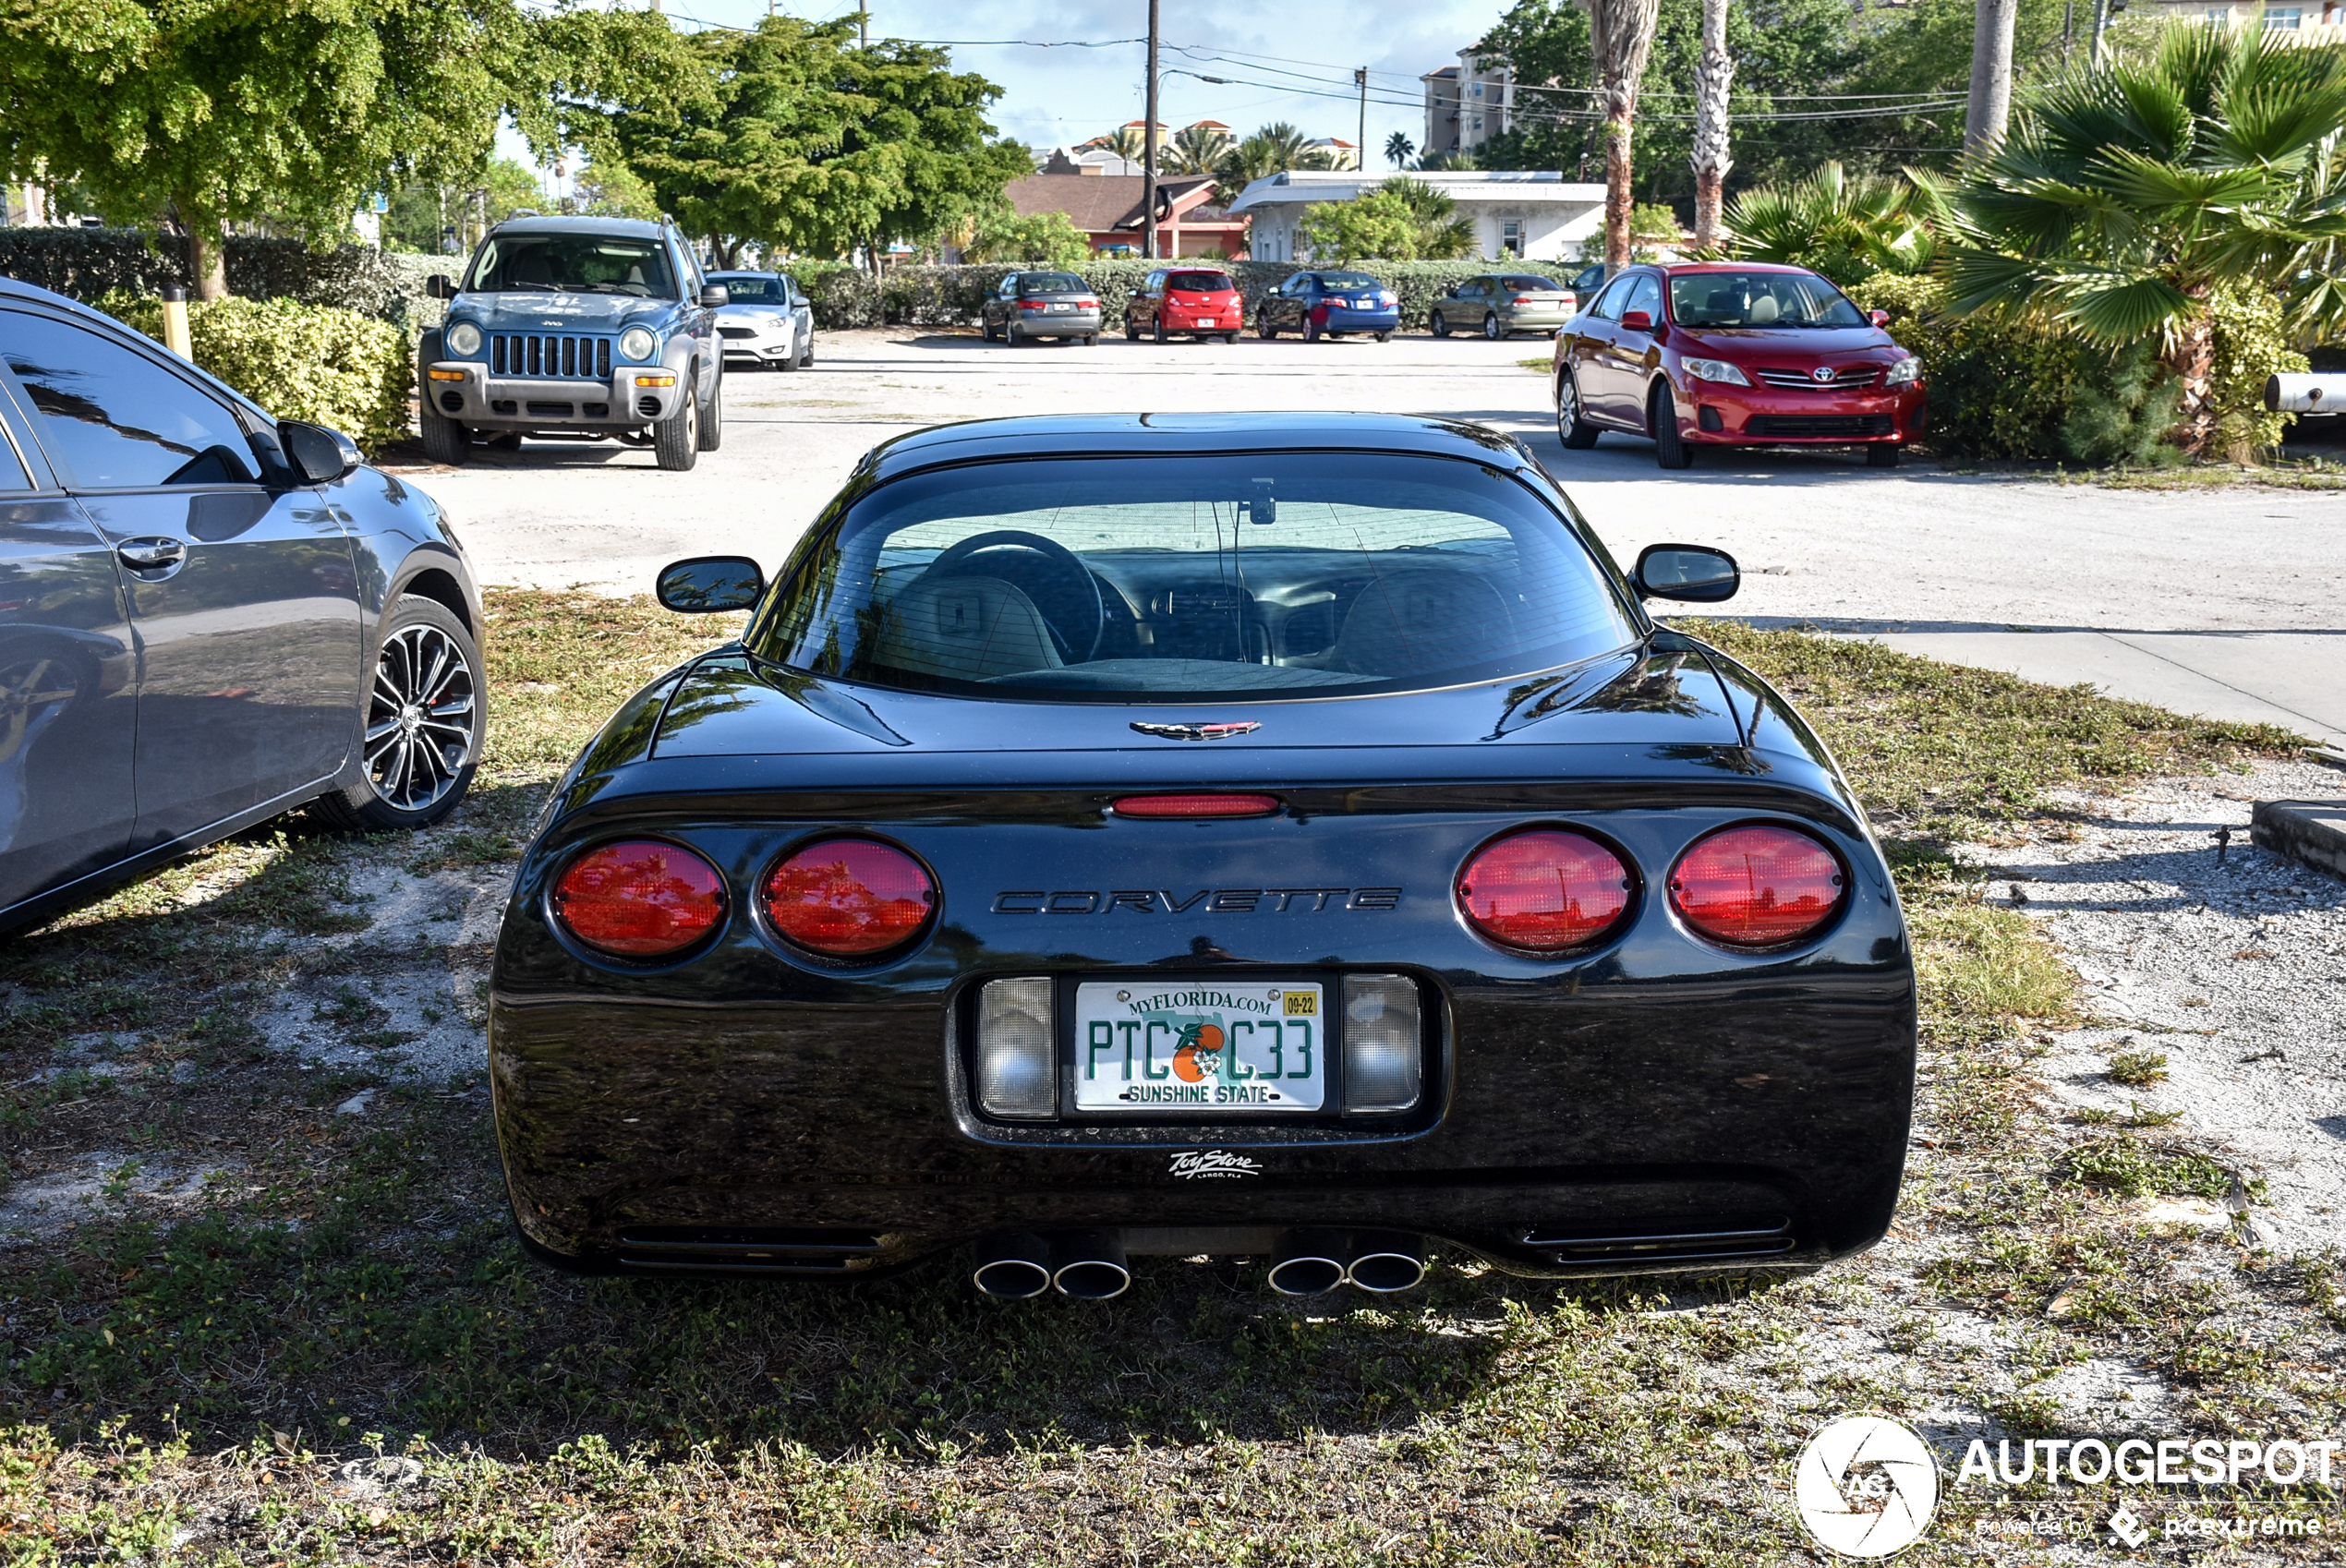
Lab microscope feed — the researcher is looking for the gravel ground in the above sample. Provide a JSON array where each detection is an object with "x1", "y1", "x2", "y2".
[{"x1": 1971, "y1": 757, "x2": 2346, "y2": 1258}]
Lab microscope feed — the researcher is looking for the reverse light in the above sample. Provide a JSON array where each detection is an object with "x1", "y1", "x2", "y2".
[
  {"x1": 552, "y1": 840, "x2": 727, "y2": 959},
  {"x1": 1342, "y1": 974, "x2": 1421, "y2": 1113},
  {"x1": 1669, "y1": 825, "x2": 1845, "y2": 948},
  {"x1": 1455, "y1": 830, "x2": 1634, "y2": 952},
  {"x1": 764, "y1": 838, "x2": 937, "y2": 958},
  {"x1": 445, "y1": 321, "x2": 483, "y2": 356},
  {"x1": 1884, "y1": 355, "x2": 1923, "y2": 387},
  {"x1": 1681, "y1": 356, "x2": 1752, "y2": 387},
  {"x1": 1111, "y1": 793, "x2": 1279, "y2": 819},
  {"x1": 976, "y1": 977, "x2": 1056, "y2": 1119}
]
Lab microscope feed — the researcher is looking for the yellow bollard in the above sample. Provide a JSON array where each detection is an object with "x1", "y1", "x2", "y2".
[{"x1": 159, "y1": 284, "x2": 193, "y2": 361}]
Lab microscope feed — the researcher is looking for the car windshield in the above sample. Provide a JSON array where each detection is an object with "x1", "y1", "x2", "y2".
[
  {"x1": 1315, "y1": 273, "x2": 1380, "y2": 291},
  {"x1": 711, "y1": 274, "x2": 784, "y2": 302},
  {"x1": 752, "y1": 452, "x2": 1639, "y2": 703},
  {"x1": 1503, "y1": 275, "x2": 1565, "y2": 293},
  {"x1": 1167, "y1": 271, "x2": 1234, "y2": 292},
  {"x1": 1019, "y1": 273, "x2": 1089, "y2": 296},
  {"x1": 467, "y1": 235, "x2": 675, "y2": 297},
  {"x1": 1670, "y1": 271, "x2": 1864, "y2": 328}
]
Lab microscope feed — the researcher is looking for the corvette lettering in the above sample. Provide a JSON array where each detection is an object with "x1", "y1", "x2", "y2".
[{"x1": 992, "y1": 887, "x2": 1400, "y2": 913}]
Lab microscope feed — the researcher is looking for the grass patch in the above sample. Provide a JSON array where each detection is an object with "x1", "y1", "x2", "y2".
[
  {"x1": 0, "y1": 601, "x2": 2334, "y2": 1562},
  {"x1": 2106, "y1": 1048, "x2": 2171, "y2": 1086}
]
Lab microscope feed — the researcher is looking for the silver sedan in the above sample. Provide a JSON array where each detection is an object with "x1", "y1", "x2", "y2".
[{"x1": 706, "y1": 270, "x2": 816, "y2": 371}]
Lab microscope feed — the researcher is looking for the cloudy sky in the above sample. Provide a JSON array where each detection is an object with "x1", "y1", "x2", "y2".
[{"x1": 651, "y1": 0, "x2": 1511, "y2": 166}]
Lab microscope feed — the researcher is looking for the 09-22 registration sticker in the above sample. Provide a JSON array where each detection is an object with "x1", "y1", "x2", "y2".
[{"x1": 1072, "y1": 981, "x2": 1324, "y2": 1112}]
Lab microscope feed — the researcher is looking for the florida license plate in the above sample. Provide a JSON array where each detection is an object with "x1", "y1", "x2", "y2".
[
  {"x1": 1073, "y1": 981, "x2": 1324, "y2": 1112},
  {"x1": 1197, "y1": 318, "x2": 1217, "y2": 326}
]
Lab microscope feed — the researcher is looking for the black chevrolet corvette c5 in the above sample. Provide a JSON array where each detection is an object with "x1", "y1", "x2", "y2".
[{"x1": 490, "y1": 412, "x2": 1916, "y2": 1298}]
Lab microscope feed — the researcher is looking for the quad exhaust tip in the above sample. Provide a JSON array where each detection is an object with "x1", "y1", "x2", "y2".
[{"x1": 973, "y1": 1228, "x2": 1427, "y2": 1298}]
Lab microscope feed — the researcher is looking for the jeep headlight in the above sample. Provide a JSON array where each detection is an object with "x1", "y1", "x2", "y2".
[
  {"x1": 619, "y1": 327, "x2": 658, "y2": 363},
  {"x1": 445, "y1": 321, "x2": 482, "y2": 357},
  {"x1": 1884, "y1": 355, "x2": 1923, "y2": 387}
]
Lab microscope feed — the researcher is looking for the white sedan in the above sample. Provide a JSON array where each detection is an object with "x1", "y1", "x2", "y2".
[{"x1": 706, "y1": 271, "x2": 815, "y2": 371}]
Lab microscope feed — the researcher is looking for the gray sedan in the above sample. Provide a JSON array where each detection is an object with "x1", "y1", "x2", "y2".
[
  {"x1": 980, "y1": 272, "x2": 1102, "y2": 345},
  {"x1": 707, "y1": 271, "x2": 816, "y2": 371}
]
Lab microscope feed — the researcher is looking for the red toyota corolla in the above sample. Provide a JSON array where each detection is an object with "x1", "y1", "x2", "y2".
[{"x1": 1549, "y1": 262, "x2": 1927, "y2": 469}]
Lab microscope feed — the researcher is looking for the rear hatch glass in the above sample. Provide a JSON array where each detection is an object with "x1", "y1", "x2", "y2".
[
  {"x1": 1167, "y1": 271, "x2": 1235, "y2": 292},
  {"x1": 754, "y1": 452, "x2": 1639, "y2": 703},
  {"x1": 1018, "y1": 274, "x2": 1090, "y2": 296}
]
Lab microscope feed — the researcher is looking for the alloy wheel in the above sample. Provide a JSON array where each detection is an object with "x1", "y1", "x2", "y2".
[{"x1": 363, "y1": 624, "x2": 478, "y2": 812}]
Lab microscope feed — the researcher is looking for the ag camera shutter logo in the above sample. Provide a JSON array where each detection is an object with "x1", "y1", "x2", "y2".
[{"x1": 1796, "y1": 1415, "x2": 1940, "y2": 1558}]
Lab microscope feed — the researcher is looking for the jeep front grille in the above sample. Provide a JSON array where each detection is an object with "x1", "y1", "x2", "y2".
[{"x1": 491, "y1": 333, "x2": 613, "y2": 380}]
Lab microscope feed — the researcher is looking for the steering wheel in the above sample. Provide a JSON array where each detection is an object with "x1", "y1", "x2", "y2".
[{"x1": 916, "y1": 529, "x2": 1106, "y2": 663}]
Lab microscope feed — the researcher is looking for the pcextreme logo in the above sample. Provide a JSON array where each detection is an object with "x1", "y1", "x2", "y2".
[{"x1": 1796, "y1": 1415, "x2": 1940, "y2": 1558}]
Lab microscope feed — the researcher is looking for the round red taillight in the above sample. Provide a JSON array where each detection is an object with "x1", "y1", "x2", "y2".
[
  {"x1": 552, "y1": 839, "x2": 728, "y2": 958},
  {"x1": 764, "y1": 838, "x2": 937, "y2": 957},
  {"x1": 1669, "y1": 825, "x2": 1845, "y2": 948},
  {"x1": 1455, "y1": 830, "x2": 1634, "y2": 951}
]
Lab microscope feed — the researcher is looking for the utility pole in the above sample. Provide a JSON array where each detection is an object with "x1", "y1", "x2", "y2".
[
  {"x1": 2090, "y1": 0, "x2": 2126, "y2": 66},
  {"x1": 1964, "y1": 0, "x2": 2014, "y2": 155},
  {"x1": 861, "y1": 5, "x2": 869, "y2": 48},
  {"x1": 1355, "y1": 69, "x2": 1367, "y2": 172},
  {"x1": 1142, "y1": 0, "x2": 1160, "y2": 259}
]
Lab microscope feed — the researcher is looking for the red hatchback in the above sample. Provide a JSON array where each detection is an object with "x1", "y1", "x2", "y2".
[
  {"x1": 1550, "y1": 262, "x2": 1927, "y2": 469},
  {"x1": 1124, "y1": 267, "x2": 1244, "y2": 344}
]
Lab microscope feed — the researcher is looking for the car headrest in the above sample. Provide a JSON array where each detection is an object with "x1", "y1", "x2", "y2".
[{"x1": 1748, "y1": 294, "x2": 1781, "y2": 324}]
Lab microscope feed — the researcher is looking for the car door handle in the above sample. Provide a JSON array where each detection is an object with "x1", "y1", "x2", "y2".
[{"x1": 116, "y1": 537, "x2": 187, "y2": 571}]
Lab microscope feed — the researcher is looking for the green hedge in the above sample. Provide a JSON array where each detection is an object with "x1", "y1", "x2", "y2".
[
  {"x1": 103, "y1": 294, "x2": 413, "y2": 456},
  {"x1": 0, "y1": 228, "x2": 444, "y2": 329},
  {"x1": 1847, "y1": 274, "x2": 2309, "y2": 465}
]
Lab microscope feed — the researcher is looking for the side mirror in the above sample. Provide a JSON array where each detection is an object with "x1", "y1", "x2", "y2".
[
  {"x1": 1633, "y1": 544, "x2": 1739, "y2": 604},
  {"x1": 657, "y1": 555, "x2": 764, "y2": 613},
  {"x1": 427, "y1": 274, "x2": 457, "y2": 300},
  {"x1": 699, "y1": 284, "x2": 730, "y2": 308},
  {"x1": 279, "y1": 420, "x2": 360, "y2": 484},
  {"x1": 1619, "y1": 309, "x2": 1653, "y2": 333},
  {"x1": 1868, "y1": 308, "x2": 1892, "y2": 328}
]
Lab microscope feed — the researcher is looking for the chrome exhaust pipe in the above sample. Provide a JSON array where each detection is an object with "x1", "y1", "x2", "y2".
[
  {"x1": 1051, "y1": 1231, "x2": 1131, "y2": 1299},
  {"x1": 1264, "y1": 1228, "x2": 1348, "y2": 1296},
  {"x1": 1346, "y1": 1231, "x2": 1427, "y2": 1293},
  {"x1": 971, "y1": 1232, "x2": 1054, "y2": 1298}
]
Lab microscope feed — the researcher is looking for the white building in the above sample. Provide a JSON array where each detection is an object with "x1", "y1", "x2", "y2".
[
  {"x1": 1226, "y1": 170, "x2": 1603, "y2": 264},
  {"x1": 2147, "y1": 0, "x2": 2345, "y2": 34},
  {"x1": 1421, "y1": 50, "x2": 1515, "y2": 160}
]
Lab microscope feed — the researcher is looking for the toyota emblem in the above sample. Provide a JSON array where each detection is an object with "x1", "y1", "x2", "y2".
[{"x1": 1811, "y1": 367, "x2": 1836, "y2": 383}]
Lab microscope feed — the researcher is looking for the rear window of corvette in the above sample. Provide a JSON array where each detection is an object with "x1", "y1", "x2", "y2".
[{"x1": 753, "y1": 452, "x2": 1641, "y2": 702}]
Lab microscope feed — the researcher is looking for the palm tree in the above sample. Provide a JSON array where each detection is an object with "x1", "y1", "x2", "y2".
[
  {"x1": 1690, "y1": 0, "x2": 1735, "y2": 250},
  {"x1": 1383, "y1": 175, "x2": 1478, "y2": 259},
  {"x1": 1213, "y1": 122, "x2": 1335, "y2": 195},
  {"x1": 1723, "y1": 162, "x2": 1935, "y2": 284},
  {"x1": 1385, "y1": 131, "x2": 1415, "y2": 169},
  {"x1": 1586, "y1": 0, "x2": 1663, "y2": 271},
  {"x1": 1165, "y1": 124, "x2": 1234, "y2": 176},
  {"x1": 1938, "y1": 27, "x2": 2346, "y2": 456},
  {"x1": 1102, "y1": 127, "x2": 1151, "y2": 164}
]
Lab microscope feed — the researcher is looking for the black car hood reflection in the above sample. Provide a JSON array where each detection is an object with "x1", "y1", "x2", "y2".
[{"x1": 649, "y1": 645, "x2": 1740, "y2": 758}]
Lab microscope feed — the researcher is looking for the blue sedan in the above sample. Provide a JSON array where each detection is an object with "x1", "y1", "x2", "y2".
[{"x1": 1255, "y1": 271, "x2": 1402, "y2": 343}]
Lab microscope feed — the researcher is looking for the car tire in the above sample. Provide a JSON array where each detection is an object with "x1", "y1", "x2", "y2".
[
  {"x1": 1124, "y1": 316, "x2": 1141, "y2": 341},
  {"x1": 655, "y1": 383, "x2": 699, "y2": 471},
  {"x1": 1084, "y1": 332, "x2": 1099, "y2": 346},
  {"x1": 778, "y1": 336, "x2": 798, "y2": 370},
  {"x1": 1152, "y1": 317, "x2": 1167, "y2": 344},
  {"x1": 1304, "y1": 319, "x2": 1322, "y2": 343},
  {"x1": 1555, "y1": 371, "x2": 1600, "y2": 450},
  {"x1": 416, "y1": 332, "x2": 469, "y2": 466},
  {"x1": 1867, "y1": 442, "x2": 1902, "y2": 468},
  {"x1": 1482, "y1": 313, "x2": 1503, "y2": 340},
  {"x1": 1257, "y1": 316, "x2": 1277, "y2": 339},
  {"x1": 1432, "y1": 311, "x2": 1450, "y2": 338},
  {"x1": 309, "y1": 595, "x2": 483, "y2": 833},
  {"x1": 982, "y1": 318, "x2": 998, "y2": 343},
  {"x1": 1651, "y1": 385, "x2": 1695, "y2": 470},
  {"x1": 697, "y1": 370, "x2": 723, "y2": 452},
  {"x1": 1374, "y1": 331, "x2": 1391, "y2": 343},
  {"x1": 1223, "y1": 332, "x2": 1239, "y2": 344},
  {"x1": 800, "y1": 336, "x2": 814, "y2": 368}
]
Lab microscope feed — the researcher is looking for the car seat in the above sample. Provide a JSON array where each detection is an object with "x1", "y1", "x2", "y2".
[
  {"x1": 1747, "y1": 294, "x2": 1781, "y2": 325},
  {"x1": 511, "y1": 249, "x2": 558, "y2": 287},
  {"x1": 1324, "y1": 569, "x2": 1515, "y2": 677},
  {"x1": 870, "y1": 574, "x2": 1063, "y2": 681}
]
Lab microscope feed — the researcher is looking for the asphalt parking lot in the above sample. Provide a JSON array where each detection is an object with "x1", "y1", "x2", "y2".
[{"x1": 403, "y1": 327, "x2": 2345, "y2": 745}]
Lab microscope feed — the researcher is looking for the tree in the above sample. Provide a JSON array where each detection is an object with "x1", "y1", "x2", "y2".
[
  {"x1": 1723, "y1": 162, "x2": 1935, "y2": 283},
  {"x1": 1690, "y1": 0, "x2": 1734, "y2": 248},
  {"x1": 1166, "y1": 124, "x2": 1233, "y2": 175},
  {"x1": 1296, "y1": 191, "x2": 1418, "y2": 262},
  {"x1": 964, "y1": 211, "x2": 1091, "y2": 267},
  {"x1": 1103, "y1": 127, "x2": 1153, "y2": 163},
  {"x1": 1586, "y1": 0, "x2": 1663, "y2": 271},
  {"x1": 1938, "y1": 27, "x2": 2346, "y2": 456},
  {"x1": 1384, "y1": 176, "x2": 1479, "y2": 259},
  {"x1": 571, "y1": 158, "x2": 659, "y2": 221},
  {"x1": 1964, "y1": 0, "x2": 2015, "y2": 153},
  {"x1": 1385, "y1": 131, "x2": 1417, "y2": 168},
  {"x1": 381, "y1": 157, "x2": 550, "y2": 254},
  {"x1": 604, "y1": 18, "x2": 1028, "y2": 271},
  {"x1": 1213, "y1": 122, "x2": 1336, "y2": 195},
  {"x1": 0, "y1": 1, "x2": 683, "y2": 298}
]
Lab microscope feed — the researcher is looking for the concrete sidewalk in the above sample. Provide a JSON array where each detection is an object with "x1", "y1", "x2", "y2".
[{"x1": 1698, "y1": 620, "x2": 2344, "y2": 747}]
